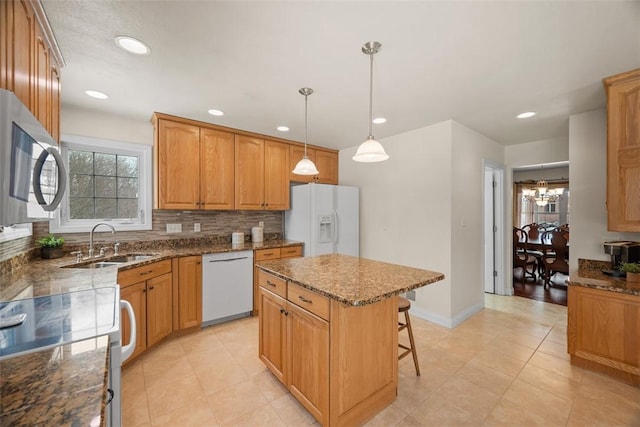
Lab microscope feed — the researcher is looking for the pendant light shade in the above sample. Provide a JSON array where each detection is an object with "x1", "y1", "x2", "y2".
[
  {"x1": 292, "y1": 87, "x2": 320, "y2": 175},
  {"x1": 353, "y1": 41, "x2": 389, "y2": 163}
]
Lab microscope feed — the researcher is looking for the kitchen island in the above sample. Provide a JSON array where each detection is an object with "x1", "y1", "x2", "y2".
[{"x1": 256, "y1": 254, "x2": 444, "y2": 426}]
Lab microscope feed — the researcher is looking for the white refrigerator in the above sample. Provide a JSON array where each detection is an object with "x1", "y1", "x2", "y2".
[{"x1": 285, "y1": 183, "x2": 359, "y2": 257}]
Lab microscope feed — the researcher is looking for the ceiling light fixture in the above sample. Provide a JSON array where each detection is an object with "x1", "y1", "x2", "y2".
[
  {"x1": 85, "y1": 90, "x2": 109, "y2": 99},
  {"x1": 292, "y1": 87, "x2": 319, "y2": 176},
  {"x1": 114, "y1": 36, "x2": 151, "y2": 55},
  {"x1": 353, "y1": 41, "x2": 389, "y2": 163},
  {"x1": 277, "y1": 126, "x2": 290, "y2": 132},
  {"x1": 522, "y1": 166, "x2": 564, "y2": 207},
  {"x1": 517, "y1": 111, "x2": 536, "y2": 119},
  {"x1": 208, "y1": 109, "x2": 224, "y2": 116},
  {"x1": 372, "y1": 117, "x2": 387, "y2": 124}
]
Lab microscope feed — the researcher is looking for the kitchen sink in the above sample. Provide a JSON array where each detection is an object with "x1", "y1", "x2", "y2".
[{"x1": 62, "y1": 253, "x2": 158, "y2": 269}]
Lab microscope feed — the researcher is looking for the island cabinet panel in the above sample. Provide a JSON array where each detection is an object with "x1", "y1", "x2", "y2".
[
  {"x1": 253, "y1": 246, "x2": 302, "y2": 316},
  {"x1": 329, "y1": 297, "x2": 398, "y2": 427},
  {"x1": 287, "y1": 302, "x2": 329, "y2": 425},
  {"x1": 603, "y1": 68, "x2": 640, "y2": 231},
  {"x1": 568, "y1": 285, "x2": 640, "y2": 386},
  {"x1": 258, "y1": 269, "x2": 399, "y2": 426},
  {"x1": 258, "y1": 287, "x2": 287, "y2": 383}
]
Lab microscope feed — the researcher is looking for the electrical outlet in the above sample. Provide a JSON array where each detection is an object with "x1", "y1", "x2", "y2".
[
  {"x1": 166, "y1": 223, "x2": 182, "y2": 233},
  {"x1": 194, "y1": 223, "x2": 201, "y2": 232}
]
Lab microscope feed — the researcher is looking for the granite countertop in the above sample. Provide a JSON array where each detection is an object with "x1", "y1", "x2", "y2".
[
  {"x1": 0, "y1": 337, "x2": 109, "y2": 426},
  {"x1": 0, "y1": 239, "x2": 301, "y2": 426},
  {"x1": 569, "y1": 259, "x2": 640, "y2": 297},
  {"x1": 0, "y1": 239, "x2": 302, "y2": 301},
  {"x1": 257, "y1": 253, "x2": 445, "y2": 306}
]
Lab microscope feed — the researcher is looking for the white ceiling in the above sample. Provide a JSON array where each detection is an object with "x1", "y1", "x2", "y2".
[{"x1": 41, "y1": 1, "x2": 640, "y2": 150}]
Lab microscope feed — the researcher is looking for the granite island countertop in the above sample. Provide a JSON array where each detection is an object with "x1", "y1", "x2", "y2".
[
  {"x1": 0, "y1": 239, "x2": 302, "y2": 426},
  {"x1": 569, "y1": 259, "x2": 640, "y2": 297},
  {"x1": 257, "y1": 253, "x2": 445, "y2": 306}
]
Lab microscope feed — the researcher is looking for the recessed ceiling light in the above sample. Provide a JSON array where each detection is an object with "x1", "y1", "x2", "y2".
[
  {"x1": 372, "y1": 117, "x2": 387, "y2": 124},
  {"x1": 208, "y1": 109, "x2": 224, "y2": 116},
  {"x1": 85, "y1": 90, "x2": 109, "y2": 99},
  {"x1": 517, "y1": 111, "x2": 536, "y2": 119},
  {"x1": 115, "y1": 36, "x2": 151, "y2": 55},
  {"x1": 277, "y1": 126, "x2": 289, "y2": 132}
]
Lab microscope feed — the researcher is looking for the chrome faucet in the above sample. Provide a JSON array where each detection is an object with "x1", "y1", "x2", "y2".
[{"x1": 89, "y1": 223, "x2": 116, "y2": 258}]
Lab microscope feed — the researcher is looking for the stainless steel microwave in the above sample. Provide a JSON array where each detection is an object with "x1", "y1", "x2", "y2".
[{"x1": 0, "y1": 89, "x2": 66, "y2": 226}]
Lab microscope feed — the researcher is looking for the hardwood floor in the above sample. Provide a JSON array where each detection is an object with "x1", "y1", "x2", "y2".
[{"x1": 512, "y1": 269, "x2": 568, "y2": 306}]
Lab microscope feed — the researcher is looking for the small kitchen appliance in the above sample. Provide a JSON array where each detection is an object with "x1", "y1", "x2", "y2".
[
  {"x1": 251, "y1": 226, "x2": 263, "y2": 243},
  {"x1": 602, "y1": 241, "x2": 640, "y2": 275}
]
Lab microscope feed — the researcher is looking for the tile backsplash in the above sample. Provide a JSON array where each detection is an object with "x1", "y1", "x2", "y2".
[{"x1": 0, "y1": 210, "x2": 283, "y2": 262}]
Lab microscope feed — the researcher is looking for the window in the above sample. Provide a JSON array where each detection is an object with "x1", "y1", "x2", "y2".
[
  {"x1": 50, "y1": 134, "x2": 152, "y2": 233},
  {"x1": 0, "y1": 223, "x2": 32, "y2": 243},
  {"x1": 515, "y1": 182, "x2": 570, "y2": 229}
]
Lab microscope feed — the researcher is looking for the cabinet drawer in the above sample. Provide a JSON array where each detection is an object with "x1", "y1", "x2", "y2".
[
  {"x1": 255, "y1": 248, "x2": 281, "y2": 260},
  {"x1": 288, "y1": 283, "x2": 330, "y2": 321},
  {"x1": 258, "y1": 269, "x2": 287, "y2": 299},
  {"x1": 118, "y1": 259, "x2": 172, "y2": 287},
  {"x1": 280, "y1": 245, "x2": 302, "y2": 258}
]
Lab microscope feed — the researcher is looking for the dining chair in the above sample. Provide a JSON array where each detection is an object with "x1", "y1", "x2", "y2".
[
  {"x1": 540, "y1": 229, "x2": 569, "y2": 288},
  {"x1": 513, "y1": 227, "x2": 537, "y2": 281},
  {"x1": 523, "y1": 223, "x2": 547, "y2": 274}
]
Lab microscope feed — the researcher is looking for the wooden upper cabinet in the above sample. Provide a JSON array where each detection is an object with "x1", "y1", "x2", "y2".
[
  {"x1": 1, "y1": 0, "x2": 62, "y2": 143},
  {"x1": 156, "y1": 120, "x2": 201, "y2": 209},
  {"x1": 235, "y1": 135, "x2": 265, "y2": 209},
  {"x1": 314, "y1": 149, "x2": 338, "y2": 184},
  {"x1": 264, "y1": 140, "x2": 290, "y2": 210},
  {"x1": 603, "y1": 68, "x2": 640, "y2": 231},
  {"x1": 201, "y1": 128, "x2": 235, "y2": 209},
  {"x1": 290, "y1": 145, "x2": 338, "y2": 185}
]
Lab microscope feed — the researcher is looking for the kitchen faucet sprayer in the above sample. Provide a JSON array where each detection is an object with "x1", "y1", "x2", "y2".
[{"x1": 89, "y1": 222, "x2": 116, "y2": 258}]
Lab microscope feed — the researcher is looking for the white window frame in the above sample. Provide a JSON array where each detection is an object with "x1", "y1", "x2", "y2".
[
  {"x1": 0, "y1": 223, "x2": 32, "y2": 243},
  {"x1": 50, "y1": 134, "x2": 152, "y2": 233}
]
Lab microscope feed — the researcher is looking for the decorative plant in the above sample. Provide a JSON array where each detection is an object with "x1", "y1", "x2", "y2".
[
  {"x1": 36, "y1": 234, "x2": 65, "y2": 248},
  {"x1": 619, "y1": 262, "x2": 640, "y2": 274}
]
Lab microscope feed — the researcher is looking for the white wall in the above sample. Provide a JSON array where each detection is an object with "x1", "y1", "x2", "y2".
[
  {"x1": 450, "y1": 122, "x2": 504, "y2": 322},
  {"x1": 340, "y1": 120, "x2": 504, "y2": 327},
  {"x1": 61, "y1": 106, "x2": 153, "y2": 145},
  {"x1": 513, "y1": 167, "x2": 569, "y2": 182},
  {"x1": 568, "y1": 109, "x2": 640, "y2": 271},
  {"x1": 340, "y1": 121, "x2": 454, "y2": 324},
  {"x1": 505, "y1": 137, "x2": 569, "y2": 168}
]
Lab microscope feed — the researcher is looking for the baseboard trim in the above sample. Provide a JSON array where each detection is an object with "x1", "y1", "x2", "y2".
[{"x1": 409, "y1": 301, "x2": 484, "y2": 329}]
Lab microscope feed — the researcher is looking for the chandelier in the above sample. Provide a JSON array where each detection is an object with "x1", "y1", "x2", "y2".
[{"x1": 522, "y1": 179, "x2": 564, "y2": 207}]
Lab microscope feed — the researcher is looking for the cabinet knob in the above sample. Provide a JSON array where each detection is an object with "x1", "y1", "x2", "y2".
[{"x1": 149, "y1": 286, "x2": 155, "y2": 290}]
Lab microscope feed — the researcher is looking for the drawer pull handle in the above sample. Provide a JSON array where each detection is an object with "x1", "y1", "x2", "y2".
[
  {"x1": 264, "y1": 252, "x2": 274, "y2": 256},
  {"x1": 298, "y1": 295, "x2": 313, "y2": 304},
  {"x1": 140, "y1": 270, "x2": 153, "y2": 276},
  {"x1": 266, "y1": 280, "x2": 277, "y2": 287}
]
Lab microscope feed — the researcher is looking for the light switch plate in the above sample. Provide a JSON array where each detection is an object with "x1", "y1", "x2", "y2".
[
  {"x1": 194, "y1": 223, "x2": 201, "y2": 232},
  {"x1": 166, "y1": 223, "x2": 182, "y2": 233}
]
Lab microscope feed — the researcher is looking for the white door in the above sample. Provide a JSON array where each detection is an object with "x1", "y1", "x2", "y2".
[{"x1": 483, "y1": 163, "x2": 505, "y2": 294}]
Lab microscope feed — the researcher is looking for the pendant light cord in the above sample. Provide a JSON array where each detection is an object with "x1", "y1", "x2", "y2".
[
  {"x1": 368, "y1": 52, "x2": 374, "y2": 137},
  {"x1": 304, "y1": 93, "x2": 308, "y2": 157}
]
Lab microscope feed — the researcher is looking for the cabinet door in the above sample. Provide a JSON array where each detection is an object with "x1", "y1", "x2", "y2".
[
  {"x1": 49, "y1": 64, "x2": 60, "y2": 143},
  {"x1": 235, "y1": 135, "x2": 264, "y2": 210},
  {"x1": 314, "y1": 150, "x2": 339, "y2": 185},
  {"x1": 264, "y1": 140, "x2": 290, "y2": 210},
  {"x1": 287, "y1": 302, "x2": 329, "y2": 425},
  {"x1": 2, "y1": 0, "x2": 35, "y2": 110},
  {"x1": 34, "y1": 26, "x2": 49, "y2": 131},
  {"x1": 201, "y1": 128, "x2": 235, "y2": 209},
  {"x1": 290, "y1": 145, "x2": 316, "y2": 183},
  {"x1": 146, "y1": 272, "x2": 173, "y2": 347},
  {"x1": 157, "y1": 120, "x2": 201, "y2": 209},
  {"x1": 121, "y1": 281, "x2": 147, "y2": 363},
  {"x1": 258, "y1": 288, "x2": 287, "y2": 383},
  {"x1": 604, "y1": 71, "x2": 640, "y2": 231},
  {"x1": 177, "y1": 256, "x2": 202, "y2": 330}
]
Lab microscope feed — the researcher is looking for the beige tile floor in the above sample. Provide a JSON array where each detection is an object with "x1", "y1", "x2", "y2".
[{"x1": 122, "y1": 294, "x2": 640, "y2": 426}]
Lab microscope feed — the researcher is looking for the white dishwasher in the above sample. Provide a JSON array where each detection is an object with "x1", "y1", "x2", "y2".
[{"x1": 202, "y1": 250, "x2": 254, "y2": 327}]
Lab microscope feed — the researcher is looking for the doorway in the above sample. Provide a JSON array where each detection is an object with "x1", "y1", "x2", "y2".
[{"x1": 483, "y1": 163, "x2": 505, "y2": 295}]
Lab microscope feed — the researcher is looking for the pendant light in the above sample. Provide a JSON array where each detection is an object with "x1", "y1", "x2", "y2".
[
  {"x1": 353, "y1": 41, "x2": 389, "y2": 163},
  {"x1": 292, "y1": 87, "x2": 320, "y2": 175}
]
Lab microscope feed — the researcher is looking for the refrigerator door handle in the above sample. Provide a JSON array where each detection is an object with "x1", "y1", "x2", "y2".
[{"x1": 333, "y1": 211, "x2": 338, "y2": 244}]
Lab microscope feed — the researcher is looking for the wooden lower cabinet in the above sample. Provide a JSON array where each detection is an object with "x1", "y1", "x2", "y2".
[
  {"x1": 258, "y1": 271, "x2": 397, "y2": 426},
  {"x1": 253, "y1": 245, "x2": 302, "y2": 316},
  {"x1": 119, "y1": 260, "x2": 173, "y2": 364},
  {"x1": 568, "y1": 285, "x2": 640, "y2": 386},
  {"x1": 173, "y1": 256, "x2": 202, "y2": 331}
]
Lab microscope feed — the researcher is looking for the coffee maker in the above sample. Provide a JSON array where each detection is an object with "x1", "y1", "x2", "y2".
[{"x1": 603, "y1": 241, "x2": 640, "y2": 275}]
